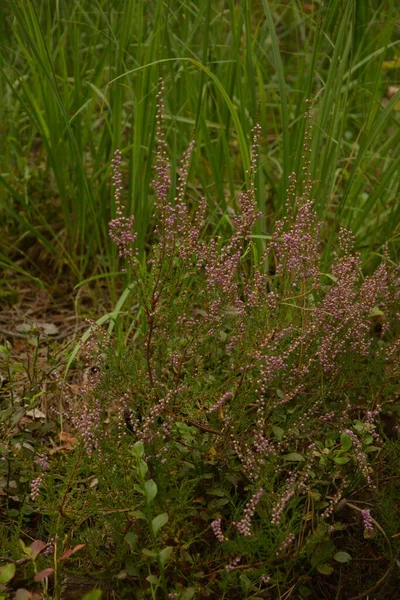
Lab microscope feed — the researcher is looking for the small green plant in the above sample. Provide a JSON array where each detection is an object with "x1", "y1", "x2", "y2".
[{"x1": 129, "y1": 441, "x2": 172, "y2": 598}]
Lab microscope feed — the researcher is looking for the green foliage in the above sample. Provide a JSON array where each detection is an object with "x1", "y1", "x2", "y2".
[
  {"x1": 1, "y1": 0, "x2": 399, "y2": 292},
  {"x1": 0, "y1": 563, "x2": 15, "y2": 584},
  {"x1": 81, "y1": 591, "x2": 102, "y2": 600}
]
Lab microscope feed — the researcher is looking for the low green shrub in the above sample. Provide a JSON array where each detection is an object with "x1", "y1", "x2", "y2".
[{"x1": 1, "y1": 90, "x2": 399, "y2": 599}]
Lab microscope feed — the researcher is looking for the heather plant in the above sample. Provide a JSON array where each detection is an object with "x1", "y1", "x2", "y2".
[
  {"x1": 1, "y1": 88, "x2": 399, "y2": 598},
  {"x1": 47, "y1": 90, "x2": 400, "y2": 597}
]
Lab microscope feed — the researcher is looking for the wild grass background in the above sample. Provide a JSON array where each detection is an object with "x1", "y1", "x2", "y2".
[{"x1": 1, "y1": 0, "x2": 399, "y2": 297}]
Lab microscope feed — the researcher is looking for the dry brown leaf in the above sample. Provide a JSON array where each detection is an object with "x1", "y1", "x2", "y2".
[
  {"x1": 387, "y1": 86, "x2": 399, "y2": 99},
  {"x1": 49, "y1": 431, "x2": 78, "y2": 454}
]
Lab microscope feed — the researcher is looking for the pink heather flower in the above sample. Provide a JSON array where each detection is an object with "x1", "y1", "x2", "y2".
[
  {"x1": 30, "y1": 474, "x2": 44, "y2": 501},
  {"x1": 271, "y1": 465, "x2": 312, "y2": 525},
  {"x1": 321, "y1": 479, "x2": 346, "y2": 519},
  {"x1": 109, "y1": 148, "x2": 137, "y2": 266},
  {"x1": 211, "y1": 519, "x2": 226, "y2": 542},
  {"x1": 361, "y1": 509, "x2": 373, "y2": 532},
  {"x1": 233, "y1": 487, "x2": 264, "y2": 536},
  {"x1": 225, "y1": 556, "x2": 241, "y2": 572},
  {"x1": 276, "y1": 532, "x2": 295, "y2": 556},
  {"x1": 30, "y1": 453, "x2": 49, "y2": 501},
  {"x1": 71, "y1": 399, "x2": 102, "y2": 458},
  {"x1": 207, "y1": 391, "x2": 233, "y2": 413},
  {"x1": 343, "y1": 429, "x2": 374, "y2": 488},
  {"x1": 272, "y1": 194, "x2": 322, "y2": 286}
]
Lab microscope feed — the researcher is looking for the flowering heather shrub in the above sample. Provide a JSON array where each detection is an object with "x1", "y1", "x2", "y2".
[{"x1": 70, "y1": 89, "x2": 400, "y2": 595}]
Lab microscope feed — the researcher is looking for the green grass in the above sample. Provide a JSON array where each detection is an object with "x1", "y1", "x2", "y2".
[{"x1": 1, "y1": 0, "x2": 399, "y2": 297}]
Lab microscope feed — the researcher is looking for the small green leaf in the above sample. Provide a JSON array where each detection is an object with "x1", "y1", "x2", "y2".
[
  {"x1": 181, "y1": 588, "x2": 196, "y2": 600},
  {"x1": 333, "y1": 456, "x2": 351, "y2": 465},
  {"x1": 299, "y1": 585, "x2": 313, "y2": 597},
  {"x1": 310, "y1": 541, "x2": 334, "y2": 567},
  {"x1": 130, "y1": 509, "x2": 146, "y2": 520},
  {"x1": 124, "y1": 532, "x2": 137, "y2": 551},
  {"x1": 317, "y1": 563, "x2": 333, "y2": 575},
  {"x1": 333, "y1": 551, "x2": 352, "y2": 563},
  {"x1": 0, "y1": 562, "x2": 16, "y2": 584},
  {"x1": 272, "y1": 425, "x2": 284, "y2": 440},
  {"x1": 364, "y1": 527, "x2": 376, "y2": 539},
  {"x1": 142, "y1": 548, "x2": 157, "y2": 558},
  {"x1": 125, "y1": 557, "x2": 139, "y2": 576},
  {"x1": 81, "y1": 590, "x2": 103, "y2": 600},
  {"x1": 283, "y1": 453, "x2": 304, "y2": 462},
  {"x1": 146, "y1": 574, "x2": 160, "y2": 586},
  {"x1": 240, "y1": 573, "x2": 252, "y2": 593},
  {"x1": 134, "y1": 484, "x2": 145, "y2": 495},
  {"x1": 370, "y1": 305, "x2": 384, "y2": 316},
  {"x1": 208, "y1": 498, "x2": 229, "y2": 508},
  {"x1": 133, "y1": 441, "x2": 144, "y2": 458},
  {"x1": 145, "y1": 479, "x2": 157, "y2": 503},
  {"x1": 0, "y1": 344, "x2": 11, "y2": 357},
  {"x1": 363, "y1": 435, "x2": 373, "y2": 445},
  {"x1": 159, "y1": 546, "x2": 173, "y2": 568},
  {"x1": 152, "y1": 512, "x2": 168, "y2": 536},
  {"x1": 340, "y1": 433, "x2": 352, "y2": 451},
  {"x1": 365, "y1": 446, "x2": 380, "y2": 453},
  {"x1": 207, "y1": 488, "x2": 227, "y2": 497},
  {"x1": 116, "y1": 570, "x2": 127, "y2": 579},
  {"x1": 139, "y1": 460, "x2": 148, "y2": 478},
  {"x1": 18, "y1": 539, "x2": 29, "y2": 555}
]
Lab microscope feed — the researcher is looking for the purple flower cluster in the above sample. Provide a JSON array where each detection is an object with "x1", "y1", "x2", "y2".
[
  {"x1": 30, "y1": 453, "x2": 50, "y2": 501},
  {"x1": 70, "y1": 399, "x2": 102, "y2": 458},
  {"x1": 321, "y1": 478, "x2": 347, "y2": 519},
  {"x1": 225, "y1": 556, "x2": 241, "y2": 572},
  {"x1": 271, "y1": 465, "x2": 312, "y2": 525},
  {"x1": 343, "y1": 429, "x2": 374, "y2": 488},
  {"x1": 276, "y1": 532, "x2": 295, "y2": 556},
  {"x1": 207, "y1": 391, "x2": 233, "y2": 414},
  {"x1": 211, "y1": 519, "x2": 226, "y2": 542},
  {"x1": 109, "y1": 148, "x2": 137, "y2": 267},
  {"x1": 361, "y1": 509, "x2": 374, "y2": 533},
  {"x1": 233, "y1": 487, "x2": 264, "y2": 536}
]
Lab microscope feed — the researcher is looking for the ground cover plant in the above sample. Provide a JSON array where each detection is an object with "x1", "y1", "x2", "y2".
[{"x1": 1, "y1": 1, "x2": 400, "y2": 599}]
